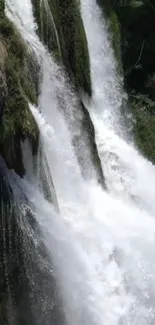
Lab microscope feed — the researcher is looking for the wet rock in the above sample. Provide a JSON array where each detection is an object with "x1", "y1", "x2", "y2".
[
  {"x1": 0, "y1": 41, "x2": 7, "y2": 121},
  {"x1": 0, "y1": 157, "x2": 65, "y2": 325}
]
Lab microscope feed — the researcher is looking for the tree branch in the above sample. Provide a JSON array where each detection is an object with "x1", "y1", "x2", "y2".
[{"x1": 125, "y1": 40, "x2": 145, "y2": 76}]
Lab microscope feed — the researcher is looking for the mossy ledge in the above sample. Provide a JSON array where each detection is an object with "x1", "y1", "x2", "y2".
[
  {"x1": 0, "y1": 3, "x2": 39, "y2": 176},
  {"x1": 31, "y1": 0, "x2": 92, "y2": 96}
]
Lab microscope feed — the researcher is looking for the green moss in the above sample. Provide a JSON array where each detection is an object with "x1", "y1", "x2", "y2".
[
  {"x1": 109, "y1": 11, "x2": 122, "y2": 72},
  {"x1": 96, "y1": 1, "x2": 122, "y2": 72},
  {"x1": 97, "y1": 0, "x2": 155, "y2": 163},
  {"x1": 32, "y1": 0, "x2": 92, "y2": 96},
  {"x1": 0, "y1": 0, "x2": 4, "y2": 17},
  {"x1": 111, "y1": 0, "x2": 155, "y2": 162},
  {"x1": 57, "y1": 0, "x2": 91, "y2": 95},
  {"x1": 5, "y1": 57, "x2": 38, "y2": 139},
  {"x1": 20, "y1": 49, "x2": 40, "y2": 105},
  {"x1": 31, "y1": 0, "x2": 61, "y2": 59},
  {"x1": 131, "y1": 95, "x2": 155, "y2": 162},
  {"x1": 0, "y1": 15, "x2": 39, "y2": 176}
]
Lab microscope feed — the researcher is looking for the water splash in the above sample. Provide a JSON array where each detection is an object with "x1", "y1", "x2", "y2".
[
  {"x1": 4, "y1": 0, "x2": 155, "y2": 324},
  {"x1": 81, "y1": 0, "x2": 155, "y2": 212}
]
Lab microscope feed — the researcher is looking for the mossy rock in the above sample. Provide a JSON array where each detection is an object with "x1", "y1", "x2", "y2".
[
  {"x1": 31, "y1": 0, "x2": 61, "y2": 59},
  {"x1": 70, "y1": 100, "x2": 105, "y2": 186},
  {"x1": 80, "y1": 101, "x2": 105, "y2": 186},
  {"x1": 56, "y1": 0, "x2": 92, "y2": 95},
  {"x1": 96, "y1": 0, "x2": 122, "y2": 72},
  {"x1": 0, "y1": 0, "x2": 5, "y2": 17},
  {"x1": 109, "y1": 10, "x2": 122, "y2": 72},
  {"x1": 112, "y1": 0, "x2": 155, "y2": 163},
  {"x1": 0, "y1": 15, "x2": 39, "y2": 176},
  {"x1": 131, "y1": 95, "x2": 155, "y2": 162},
  {"x1": 32, "y1": 0, "x2": 92, "y2": 96}
]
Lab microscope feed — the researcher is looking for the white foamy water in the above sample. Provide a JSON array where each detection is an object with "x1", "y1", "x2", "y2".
[
  {"x1": 81, "y1": 0, "x2": 155, "y2": 213},
  {"x1": 5, "y1": 0, "x2": 155, "y2": 324}
]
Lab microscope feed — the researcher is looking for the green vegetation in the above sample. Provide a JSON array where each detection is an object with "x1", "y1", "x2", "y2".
[
  {"x1": 0, "y1": 0, "x2": 5, "y2": 16},
  {"x1": 114, "y1": 0, "x2": 155, "y2": 162},
  {"x1": 56, "y1": 0, "x2": 92, "y2": 95},
  {"x1": 0, "y1": 7, "x2": 39, "y2": 176},
  {"x1": 98, "y1": 0, "x2": 155, "y2": 163},
  {"x1": 32, "y1": 0, "x2": 92, "y2": 96},
  {"x1": 131, "y1": 94, "x2": 155, "y2": 161},
  {"x1": 109, "y1": 10, "x2": 122, "y2": 71}
]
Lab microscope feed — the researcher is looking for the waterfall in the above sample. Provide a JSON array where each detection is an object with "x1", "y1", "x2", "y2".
[
  {"x1": 81, "y1": 0, "x2": 155, "y2": 212},
  {"x1": 39, "y1": 0, "x2": 61, "y2": 57},
  {"x1": 3, "y1": 0, "x2": 155, "y2": 324}
]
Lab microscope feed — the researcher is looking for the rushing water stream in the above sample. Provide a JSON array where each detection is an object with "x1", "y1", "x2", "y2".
[{"x1": 4, "y1": 0, "x2": 155, "y2": 324}]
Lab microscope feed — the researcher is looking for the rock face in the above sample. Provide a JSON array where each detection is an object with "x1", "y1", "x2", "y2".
[
  {"x1": 115, "y1": 0, "x2": 155, "y2": 162},
  {"x1": 0, "y1": 72, "x2": 6, "y2": 120},
  {"x1": 0, "y1": 41, "x2": 7, "y2": 121},
  {"x1": 0, "y1": 158, "x2": 65, "y2": 325},
  {"x1": 0, "y1": 14, "x2": 39, "y2": 176},
  {"x1": 0, "y1": 1, "x2": 106, "y2": 323},
  {"x1": 98, "y1": 0, "x2": 155, "y2": 163},
  {"x1": 72, "y1": 101, "x2": 105, "y2": 186},
  {"x1": 31, "y1": 0, "x2": 105, "y2": 186},
  {"x1": 0, "y1": 3, "x2": 40, "y2": 324},
  {"x1": 32, "y1": 0, "x2": 92, "y2": 96}
]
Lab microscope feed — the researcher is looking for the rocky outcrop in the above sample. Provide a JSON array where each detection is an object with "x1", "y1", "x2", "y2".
[
  {"x1": 98, "y1": 0, "x2": 155, "y2": 163},
  {"x1": 31, "y1": 0, "x2": 105, "y2": 185},
  {"x1": 0, "y1": 14, "x2": 39, "y2": 176},
  {"x1": 0, "y1": 157, "x2": 64, "y2": 325},
  {"x1": 97, "y1": 0, "x2": 122, "y2": 72},
  {"x1": 72, "y1": 101, "x2": 105, "y2": 185},
  {"x1": 0, "y1": 3, "x2": 40, "y2": 323},
  {"x1": 0, "y1": 41, "x2": 7, "y2": 121},
  {"x1": 115, "y1": 0, "x2": 155, "y2": 162},
  {"x1": 32, "y1": 0, "x2": 92, "y2": 96},
  {"x1": 0, "y1": 1, "x2": 104, "y2": 324}
]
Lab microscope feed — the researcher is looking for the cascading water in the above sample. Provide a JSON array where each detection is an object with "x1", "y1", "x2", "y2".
[
  {"x1": 4, "y1": 0, "x2": 155, "y2": 324},
  {"x1": 81, "y1": 0, "x2": 155, "y2": 212}
]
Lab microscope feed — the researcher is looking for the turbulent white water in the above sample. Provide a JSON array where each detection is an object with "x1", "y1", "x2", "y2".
[
  {"x1": 5, "y1": 0, "x2": 155, "y2": 324},
  {"x1": 81, "y1": 0, "x2": 155, "y2": 212}
]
